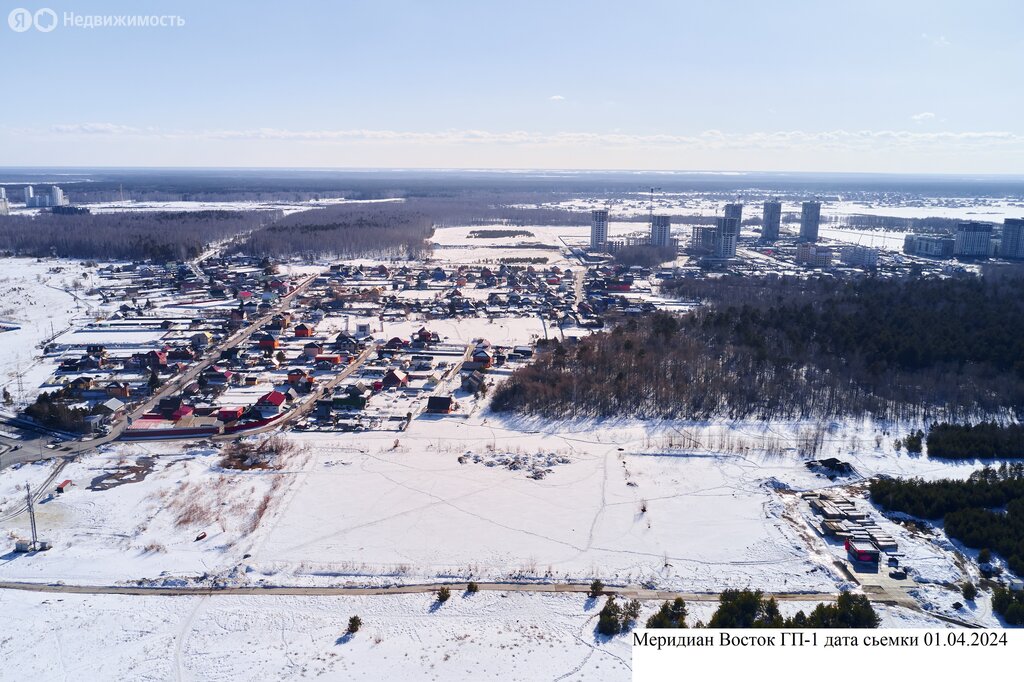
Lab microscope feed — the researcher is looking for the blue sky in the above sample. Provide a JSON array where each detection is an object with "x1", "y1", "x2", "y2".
[{"x1": 2, "y1": 0, "x2": 1022, "y2": 172}]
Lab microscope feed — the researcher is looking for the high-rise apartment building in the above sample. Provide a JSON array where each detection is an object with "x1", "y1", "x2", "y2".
[
  {"x1": 713, "y1": 217, "x2": 739, "y2": 258},
  {"x1": 650, "y1": 215, "x2": 671, "y2": 248},
  {"x1": 953, "y1": 222, "x2": 993, "y2": 258},
  {"x1": 799, "y1": 201, "x2": 821, "y2": 242},
  {"x1": 1000, "y1": 218, "x2": 1024, "y2": 260},
  {"x1": 761, "y1": 200, "x2": 781, "y2": 241},
  {"x1": 590, "y1": 209, "x2": 609, "y2": 251}
]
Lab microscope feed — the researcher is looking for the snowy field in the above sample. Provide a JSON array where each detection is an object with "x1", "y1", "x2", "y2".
[
  {"x1": 0, "y1": 258, "x2": 112, "y2": 406},
  {"x1": 4, "y1": 197, "x2": 405, "y2": 218},
  {"x1": 0, "y1": 416, "x2": 986, "y2": 594},
  {"x1": 0, "y1": 586, "x2": 954, "y2": 682},
  {"x1": 428, "y1": 221, "x2": 694, "y2": 266},
  {"x1": 0, "y1": 589, "x2": 633, "y2": 681},
  {"x1": 2, "y1": 410, "x2": 993, "y2": 610}
]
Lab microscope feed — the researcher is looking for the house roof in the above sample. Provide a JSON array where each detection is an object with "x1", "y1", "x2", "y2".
[
  {"x1": 427, "y1": 396, "x2": 454, "y2": 410},
  {"x1": 258, "y1": 391, "x2": 287, "y2": 406},
  {"x1": 100, "y1": 397, "x2": 125, "y2": 412}
]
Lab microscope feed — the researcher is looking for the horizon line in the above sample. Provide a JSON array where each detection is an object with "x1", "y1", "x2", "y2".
[{"x1": 2, "y1": 165, "x2": 1024, "y2": 180}]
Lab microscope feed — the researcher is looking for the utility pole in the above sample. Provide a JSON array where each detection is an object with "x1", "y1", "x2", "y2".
[
  {"x1": 15, "y1": 362, "x2": 25, "y2": 404},
  {"x1": 26, "y1": 484, "x2": 38, "y2": 551}
]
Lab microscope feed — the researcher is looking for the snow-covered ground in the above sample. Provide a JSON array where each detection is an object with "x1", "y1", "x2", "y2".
[
  {"x1": 0, "y1": 589, "x2": 633, "y2": 681},
  {"x1": 0, "y1": 415, "x2": 991, "y2": 600},
  {"x1": 4, "y1": 197, "x2": 405, "y2": 218},
  {"x1": 0, "y1": 441, "x2": 298, "y2": 584},
  {"x1": 0, "y1": 258, "x2": 112, "y2": 406},
  {"x1": 0, "y1": 587, "x2": 957, "y2": 682},
  {"x1": 0, "y1": 221, "x2": 1017, "y2": 679}
]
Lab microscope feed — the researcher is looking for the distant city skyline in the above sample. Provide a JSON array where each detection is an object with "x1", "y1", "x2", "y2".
[{"x1": 2, "y1": 0, "x2": 1022, "y2": 172}]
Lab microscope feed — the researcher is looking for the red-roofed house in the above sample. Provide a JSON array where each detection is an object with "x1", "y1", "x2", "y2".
[
  {"x1": 256, "y1": 390, "x2": 287, "y2": 417},
  {"x1": 382, "y1": 369, "x2": 408, "y2": 389}
]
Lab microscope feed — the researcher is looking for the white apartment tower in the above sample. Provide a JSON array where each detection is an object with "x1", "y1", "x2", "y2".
[
  {"x1": 953, "y1": 221, "x2": 993, "y2": 258},
  {"x1": 650, "y1": 214, "x2": 671, "y2": 248},
  {"x1": 800, "y1": 201, "x2": 821, "y2": 242},
  {"x1": 590, "y1": 209, "x2": 609, "y2": 251},
  {"x1": 23, "y1": 186, "x2": 34, "y2": 203},
  {"x1": 713, "y1": 217, "x2": 739, "y2": 258}
]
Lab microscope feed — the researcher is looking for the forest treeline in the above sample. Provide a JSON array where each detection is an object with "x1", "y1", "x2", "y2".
[
  {"x1": 0, "y1": 210, "x2": 272, "y2": 261},
  {"x1": 0, "y1": 196, "x2": 595, "y2": 261},
  {"x1": 993, "y1": 587, "x2": 1024, "y2": 625},
  {"x1": 235, "y1": 201, "x2": 435, "y2": 260},
  {"x1": 827, "y1": 214, "x2": 963, "y2": 234},
  {"x1": 494, "y1": 276, "x2": 1024, "y2": 421},
  {"x1": 705, "y1": 590, "x2": 878, "y2": 629},
  {"x1": 603, "y1": 590, "x2": 877, "y2": 634},
  {"x1": 926, "y1": 422, "x2": 1024, "y2": 459},
  {"x1": 870, "y1": 465, "x2": 1024, "y2": 577},
  {"x1": 232, "y1": 197, "x2": 605, "y2": 259},
  {"x1": 612, "y1": 245, "x2": 677, "y2": 268}
]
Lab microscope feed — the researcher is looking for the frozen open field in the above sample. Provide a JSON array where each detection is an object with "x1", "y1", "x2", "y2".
[
  {"x1": 0, "y1": 416, "x2": 985, "y2": 595},
  {"x1": 0, "y1": 584, "x2": 956, "y2": 682}
]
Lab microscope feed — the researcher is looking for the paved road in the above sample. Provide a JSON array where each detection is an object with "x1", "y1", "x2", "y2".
[
  {"x1": 0, "y1": 577, "x2": 979, "y2": 626},
  {"x1": 0, "y1": 578, "x2": 838, "y2": 602}
]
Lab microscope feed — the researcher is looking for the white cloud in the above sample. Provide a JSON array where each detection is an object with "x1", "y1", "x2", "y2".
[
  {"x1": 40, "y1": 123, "x2": 1024, "y2": 154},
  {"x1": 548, "y1": 95, "x2": 565, "y2": 101},
  {"x1": 50, "y1": 122, "x2": 143, "y2": 135}
]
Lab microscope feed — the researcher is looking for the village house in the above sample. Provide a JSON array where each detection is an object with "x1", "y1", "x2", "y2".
[
  {"x1": 303, "y1": 341, "x2": 325, "y2": 358},
  {"x1": 200, "y1": 366, "x2": 233, "y2": 386},
  {"x1": 190, "y1": 331, "x2": 213, "y2": 350},
  {"x1": 256, "y1": 390, "x2": 287, "y2": 417},
  {"x1": 462, "y1": 370, "x2": 485, "y2": 394},
  {"x1": 105, "y1": 381, "x2": 131, "y2": 399},
  {"x1": 95, "y1": 397, "x2": 126, "y2": 419},
  {"x1": 257, "y1": 332, "x2": 279, "y2": 351},
  {"x1": 216, "y1": 406, "x2": 245, "y2": 422},
  {"x1": 426, "y1": 395, "x2": 456, "y2": 414},
  {"x1": 382, "y1": 369, "x2": 409, "y2": 390}
]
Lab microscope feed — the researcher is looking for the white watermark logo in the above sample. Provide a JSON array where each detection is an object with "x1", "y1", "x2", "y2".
[
  {"x1": 6, "y1": 8, "x2": 186, "y2": 32},
  {"x1": 7, "y1": 8, "x2": 33, "y2": 31}
]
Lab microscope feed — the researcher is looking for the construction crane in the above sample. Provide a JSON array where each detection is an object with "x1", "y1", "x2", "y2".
[{"x1": 646, "y1": 186, "x2": 662, "y2": 231}]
